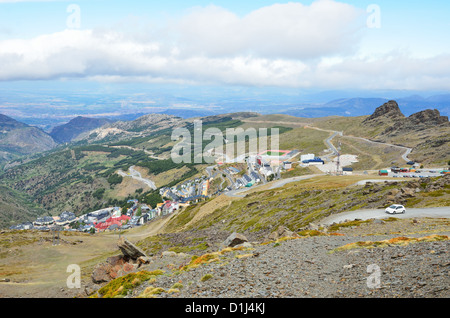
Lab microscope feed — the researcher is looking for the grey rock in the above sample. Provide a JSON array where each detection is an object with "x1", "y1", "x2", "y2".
[
  {"x1": 117, "y1": 237, "x2": 147, "y2": 259},
  {"x1": 223, "y1": 232, "x2": 248, "y2": 247}
]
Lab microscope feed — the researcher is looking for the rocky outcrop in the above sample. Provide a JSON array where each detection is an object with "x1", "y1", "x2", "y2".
[
  {"x1": 91, "y1": 255, "x2": 138, "y2": 284},
  {"x1": 363, "y1": 100, "x2": 405, "y2": 123},
  {"x1": 364, "y1": 100, "x2": 449, "y2": 133},
  {"x1": 407, "y1": 109, "x2": 449, "y2": 126},
  {"x1": 92, "y1": 238, "x2": 149, "y2": 284},
  {"x1": 117, "y1": 237, "x2": 146, "y2": 259}
]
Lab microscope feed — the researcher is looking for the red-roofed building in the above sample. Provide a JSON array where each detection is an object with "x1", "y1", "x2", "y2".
[{"x1": 95, "y1": 215, "x2": 131, "y2": 231}]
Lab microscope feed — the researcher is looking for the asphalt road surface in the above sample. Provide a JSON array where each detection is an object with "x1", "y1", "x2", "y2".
[
  {"x1": 321, "y1": 206, "x2": 450, "y2": 225},
  {"x1": 118, "y1": 165, "x2": 157, "y2": 190}
]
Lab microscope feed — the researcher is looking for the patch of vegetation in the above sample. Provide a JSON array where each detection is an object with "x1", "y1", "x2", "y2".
[
  {"x1": 171, "y1": 282, "x2": 184, "y2": 290},
  {"x1": 200, "y1": 274, "x2": 213, "y2": 282},
  {"x1": 181, "y1": 253, "x2": 220, "y2": 271},
  {"x1": 92, "y1": 188, "x2": 105, "y2": 200},
  {"x1": 168, "y1": 242, "x2": 209, "y2": 253},
  {"x1": 136, "y1": 235, "x2": 172, "y2": 255},
  {"x1": 328, "y1": 219, "x2": 373, "y2": 231},
  {"x1": 138, "y1": 286, "x2": 166, "y2": 298},
  {"x1": 97, "y1": 270, "x2": 164, "y2": 298},
  {"x1": 330, "y1": 234, "x2": 449, "y2": 253},
  {"x1": 107, "y1": 173, "x2": 123, "y2": 186}
]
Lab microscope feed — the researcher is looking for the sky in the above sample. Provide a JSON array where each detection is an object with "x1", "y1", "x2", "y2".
[{"x1": 0, "y1": 0, "x2": 450, "y2": 91}]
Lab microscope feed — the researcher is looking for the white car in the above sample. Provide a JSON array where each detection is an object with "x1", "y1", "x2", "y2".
[{"x1": 385, "y1": 204, "x2": 406, "y2": 214}]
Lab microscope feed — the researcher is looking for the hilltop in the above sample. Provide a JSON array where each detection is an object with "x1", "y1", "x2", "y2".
[
  {"x1": 50, "y1": 116, "x2": 113, "y2": 144},
  {"x1": 362, "y1": 101, "x2": 449, "y2": 164},
  {"x1": 0, "y1": 114, "x2": 57, "y2": 165}
]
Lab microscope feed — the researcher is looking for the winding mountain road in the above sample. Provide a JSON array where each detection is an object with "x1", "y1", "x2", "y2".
[
  {"x1": 320, "y1": 207, "x2": 450, "y2": 226},
  {"x1": 117, "y1": 165, "x2": 157, "y2": 190}
]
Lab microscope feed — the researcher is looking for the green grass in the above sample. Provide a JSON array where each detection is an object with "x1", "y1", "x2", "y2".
[{"x1": 97, "y1": 270, "x2": 165, "y2": 298}]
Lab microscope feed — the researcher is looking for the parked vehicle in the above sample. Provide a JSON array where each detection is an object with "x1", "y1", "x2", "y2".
[{"x1": 385, "y1": 204, "x2": 406, "y2": 214}]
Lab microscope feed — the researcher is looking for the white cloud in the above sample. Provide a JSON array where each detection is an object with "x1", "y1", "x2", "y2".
[
  {"x1": 0, "y1": 0, "x2": 449, "y2": 90},
  {"x1": 174, "y1": 1, "x2": 364, "y2": 59}
]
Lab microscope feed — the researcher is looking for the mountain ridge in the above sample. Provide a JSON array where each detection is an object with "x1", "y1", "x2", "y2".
[
  {"x1": 50, "y1": 116, "x2": 113, "y2": 143},
  {"x1": 0, "y1": 113, "x2": 58, "y2": 164}
]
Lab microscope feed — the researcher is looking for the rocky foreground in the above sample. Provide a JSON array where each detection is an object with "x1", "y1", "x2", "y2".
[{"x1": 87, "y1": 218, "x2": 450, "y2": 298}]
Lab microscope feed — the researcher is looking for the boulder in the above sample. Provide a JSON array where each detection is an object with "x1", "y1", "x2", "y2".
[
  {"x1": 91, "y1": 239, "x2": 148, "y2": 284},
  {"x1": 92, "y1": 262, "x2": 114, "y2": 284},
  {"x1": 137, "y1": 256, "x2": 151, "y2": 265},
  {"x1": 161, "y1": 251, "x2": 177, "y2": 258},
  {"x1": 388, "y1": 189, "x2": 400, "y2": 196},
  {"x1": 117, "y1": 237, "x2": 146, "y2": 259},
  {"x1": 91, "y1": 254, "x2": 139, "y2": 284},
  {"x1": 267, "y1": 226, "x2": 299, "y2": 241},
  {"x1": 223, "y1": 232, "x2": 248, "y2": 247},
  {"x1": 400, "y1": 187, "x2": 415, "y2": 197},
  {"x1": 116, "y1": 262, "x2": 138, "y2": 278}
]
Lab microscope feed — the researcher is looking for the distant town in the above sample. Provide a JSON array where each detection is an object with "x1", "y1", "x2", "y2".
[{"x1": 9, "y1": 147, "x2": 449, "y2": 233}]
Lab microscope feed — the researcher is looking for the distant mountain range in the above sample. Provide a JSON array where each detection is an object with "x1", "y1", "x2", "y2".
[
  {"x1": 0, "y1": 115, "x2": 116, "y2": 166},
  {"x1": 0, "y1": 94, "x2": 449, "y2": 166},
  {"x1": 279, "y1": 95, "x2": 450, "y2": 118}
]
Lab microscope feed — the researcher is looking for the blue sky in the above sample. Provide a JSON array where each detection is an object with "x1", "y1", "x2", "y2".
[{"x1": 0, "y1": 0, "x2": 449, "y2": 91}]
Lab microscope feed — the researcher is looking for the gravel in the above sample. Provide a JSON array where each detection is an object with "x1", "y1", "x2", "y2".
[{"x1": 131, "y1": 229, "x2": 450, "y2": 298}]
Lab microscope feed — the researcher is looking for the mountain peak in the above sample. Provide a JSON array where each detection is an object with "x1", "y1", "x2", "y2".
[
  {"x1": 50, "y1": 116, "x2": 112, "y2": 143},
  {"x1": 364, "y1": 100, "x2": 405, "y2": 122},
  {"x1": 0, "y1": 113, "x2": 28, "y2": 130},
  {"x1": 408, "y1": 109, "x2": 449, "y2": 126}
]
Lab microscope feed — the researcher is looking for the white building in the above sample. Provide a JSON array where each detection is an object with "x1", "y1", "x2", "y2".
[{"x1": 301, "y1": 154, "x2": 315, "y2": 162}]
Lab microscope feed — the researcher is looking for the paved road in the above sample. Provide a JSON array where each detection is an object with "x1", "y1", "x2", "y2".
[
  {"x1": 342, "y1": 135, "x2": 413, "y2": 163},
  {"x1": 352, "y1": 179, "x2": 409, "y2": 186},
  {"x1": 325, "y1": 131, "x2": 341, "y2": 156},
  {"x1": 268, "y1": 174, "x2": 323, "y2": 189},
  {"x1": 305, "y1": 125, "x2": 413, "y2": 164},
  {"x1": 118, "y1": 165, "x2": 157, "y2": 190},
  {"x1": 109, "y1": 145, "x2": 164, "y2": 160},
  {"x1": 224, "y1": 174, "x2": 323, "y2": 198},
  {"x1": 320, "y1": 206, "x2": 450, "y2": 225}
]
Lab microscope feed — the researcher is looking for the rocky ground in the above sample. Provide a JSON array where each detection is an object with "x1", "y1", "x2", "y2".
[{"x1": 87, "y1": 217, "x2": 449, "y2": 299}]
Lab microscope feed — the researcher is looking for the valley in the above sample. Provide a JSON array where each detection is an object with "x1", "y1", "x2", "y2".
[{"x1": 0, "y1": 100, "x2": 449, "y2": 299}]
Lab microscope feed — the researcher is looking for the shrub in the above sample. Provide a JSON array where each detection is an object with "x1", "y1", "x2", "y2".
[
  {"x1": 92, "y1": 188, "x2": 105, "y2": 200},
  {"x1": 98, "y1": 270, "x2": 164, "y2": 298},
  {"x1": 201, "y1": 274, "x2": 213, "y2": 282},
  {"x1": 107, "y1": 173, "x2": 123, "y2": 186}
]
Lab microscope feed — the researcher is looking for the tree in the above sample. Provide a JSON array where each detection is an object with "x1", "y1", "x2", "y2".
[
  {"x1": 107, "y1": 173, "x2": 123, "y2": 186},
  {"x1": 144, "y1": 191, "x2": 163, "y2": 208},
  {"x1": 93, "y1": 188, "x2": 105, "y2": 200}
]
